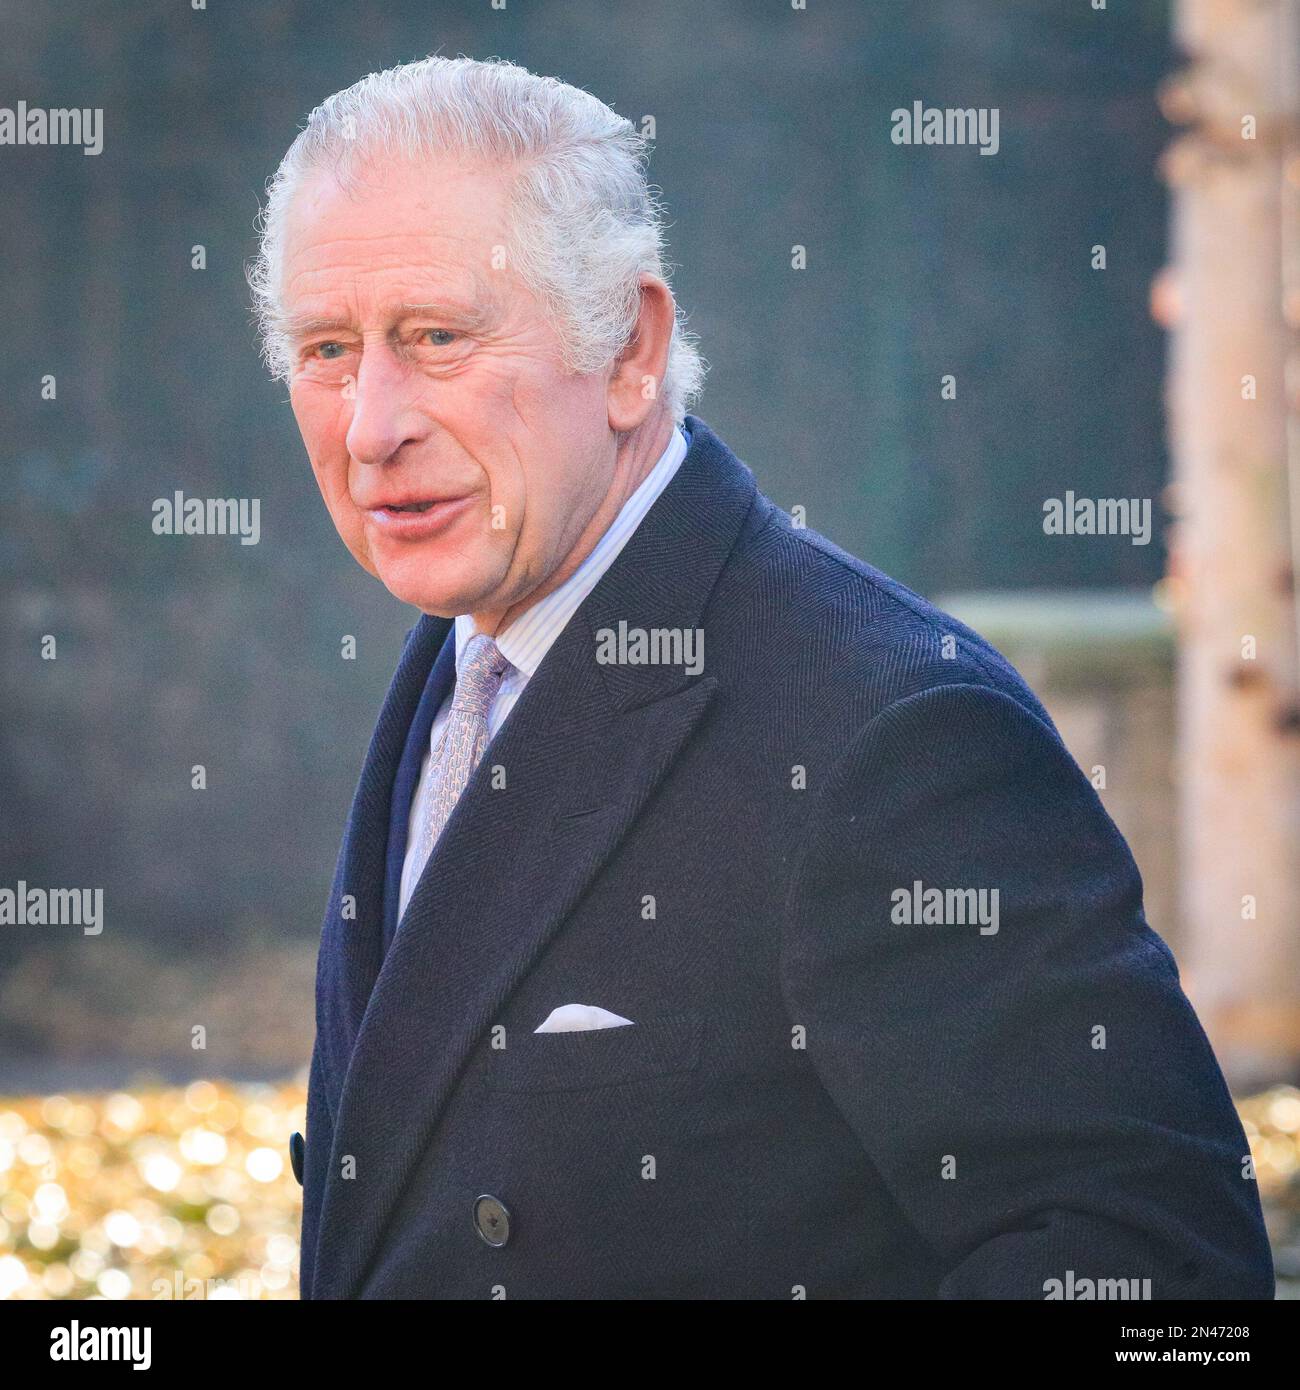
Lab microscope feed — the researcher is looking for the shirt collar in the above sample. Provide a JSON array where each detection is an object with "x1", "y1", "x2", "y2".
[{"x1": 453, "y1": 422, "x2": 691, "y2": 680}]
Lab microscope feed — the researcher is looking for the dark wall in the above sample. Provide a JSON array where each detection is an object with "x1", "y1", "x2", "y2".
[{"x1": 0, "y1": 1, "x2": 1173, "y2": 978}]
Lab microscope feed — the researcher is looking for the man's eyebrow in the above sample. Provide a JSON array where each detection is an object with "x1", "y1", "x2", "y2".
[
  {"x1": 276, "y1": 312, "x2": 350, "y2": 340},
  {"x1": 397, "y1": 300, "x2": 500, "y2": 332},
  {"x1": 277, "y1": 299, "x2": 496, "y2": 341},
  {"x1": 398, "y1": 301, "x2": 491, "y2": 320}
]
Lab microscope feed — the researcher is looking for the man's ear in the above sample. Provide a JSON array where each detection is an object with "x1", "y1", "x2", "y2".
[{"x1": 606, "y1": 274, "x2": 676, "y2": 433}]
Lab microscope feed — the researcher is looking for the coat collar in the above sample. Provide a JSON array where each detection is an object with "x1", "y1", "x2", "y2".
[{"x1": 310, "y1": 414, "x2": 758, "y2": 1298}]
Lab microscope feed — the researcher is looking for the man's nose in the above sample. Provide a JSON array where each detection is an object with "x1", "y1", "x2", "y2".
[{"x1": 344, "y1": 345, "x2": 426, "y2": 467}]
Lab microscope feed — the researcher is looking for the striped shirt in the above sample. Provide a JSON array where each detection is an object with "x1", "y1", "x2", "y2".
[{"x1": 398, "y1": 422, "x2": 690, "y2": 917}]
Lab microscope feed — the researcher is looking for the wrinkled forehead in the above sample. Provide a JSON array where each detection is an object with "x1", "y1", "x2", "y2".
[{"x1": 278, "y1": 151, "x2": 519, "y2": 313}]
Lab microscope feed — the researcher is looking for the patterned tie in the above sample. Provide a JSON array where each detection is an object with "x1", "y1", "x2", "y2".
[{"x1": 413, "y1": 632, "x2": 512, "y2": 873}]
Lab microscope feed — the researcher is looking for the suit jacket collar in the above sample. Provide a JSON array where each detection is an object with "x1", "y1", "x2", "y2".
[{"x1": 310, "y1": 414, "x2": 757, "y2": 1298}]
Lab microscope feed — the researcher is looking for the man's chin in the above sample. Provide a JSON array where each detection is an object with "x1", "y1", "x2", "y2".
[{"x1": 370, "y1": 557, "x2": 488, "y2": 619}]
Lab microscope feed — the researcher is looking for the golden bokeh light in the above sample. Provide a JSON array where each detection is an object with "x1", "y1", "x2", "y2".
[
  {"x1": 0, "y1": 1078, "x2": 1295, "y2": 1299},
  {"x1": 0, "y1": 1079, "x2": 305, "y2": 1300}
]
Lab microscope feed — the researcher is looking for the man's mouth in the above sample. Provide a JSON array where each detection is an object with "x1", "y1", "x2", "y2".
[
  {"x1": 364, "y1": 492, "x2": 475, "y2": 537},
  {"x1": 368, "y1": 492, "x2": 469, "y2": 514}
]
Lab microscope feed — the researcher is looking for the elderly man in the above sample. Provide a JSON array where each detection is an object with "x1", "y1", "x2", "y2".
[{"x1": 251, "y1": 55, "x2": 1273, "y2": 1300}]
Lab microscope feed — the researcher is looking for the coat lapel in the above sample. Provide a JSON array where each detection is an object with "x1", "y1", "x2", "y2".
[
  {"x1": 312, "y1": 614, "x2": 454, "y2": 1120},
  {"x1": 311, "y1": 417, "x2": 758, "y2": 1298}
]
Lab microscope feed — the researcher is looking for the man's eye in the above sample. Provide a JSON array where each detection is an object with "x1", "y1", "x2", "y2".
[
  {"x1": 423, "y1": 329, "x2": 459, "y2": 347},
  {"x1": 314, "y1": 342, "x2": 347, "y2": 361}
]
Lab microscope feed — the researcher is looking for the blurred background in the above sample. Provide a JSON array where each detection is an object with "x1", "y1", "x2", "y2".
[{"x1": 0, "y1": 0, "x2": 1297, "y2": 1299}]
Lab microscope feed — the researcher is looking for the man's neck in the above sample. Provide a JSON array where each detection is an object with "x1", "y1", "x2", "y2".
[{"x1": 472, "y1": 412, "x2": 675, "y2": 637}]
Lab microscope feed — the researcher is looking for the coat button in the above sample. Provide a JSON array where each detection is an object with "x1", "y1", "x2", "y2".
[
  {"x1": 473, "y1": 1194, "x2": 511, "y2": 1247},
  {"x1": 289, "y1": 1131, "x2": 305, "y2": 1186}
]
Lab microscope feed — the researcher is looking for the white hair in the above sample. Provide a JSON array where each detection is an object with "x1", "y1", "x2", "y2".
[{"x1": 248, "y1": 54, "x2": 706, "y2": 424}]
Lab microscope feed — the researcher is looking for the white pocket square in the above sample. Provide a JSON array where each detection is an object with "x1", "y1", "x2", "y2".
[{"x1": 534, "y1": 1004, "x2": 635, "y2": 1033}]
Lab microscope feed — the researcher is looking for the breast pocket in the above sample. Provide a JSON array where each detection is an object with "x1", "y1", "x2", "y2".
[{"x1": 484, "y1": 1012, "x2": 703, "y2": 1093}]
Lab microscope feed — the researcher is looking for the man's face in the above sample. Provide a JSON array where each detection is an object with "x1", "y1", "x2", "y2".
[{"x1": 281, "y1": 154, "x2": 613, "y2": 617}]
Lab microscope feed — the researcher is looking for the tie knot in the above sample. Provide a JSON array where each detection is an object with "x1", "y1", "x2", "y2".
[{"x1": 452, "y1": 633, "x2": 511, "y2": 717}]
